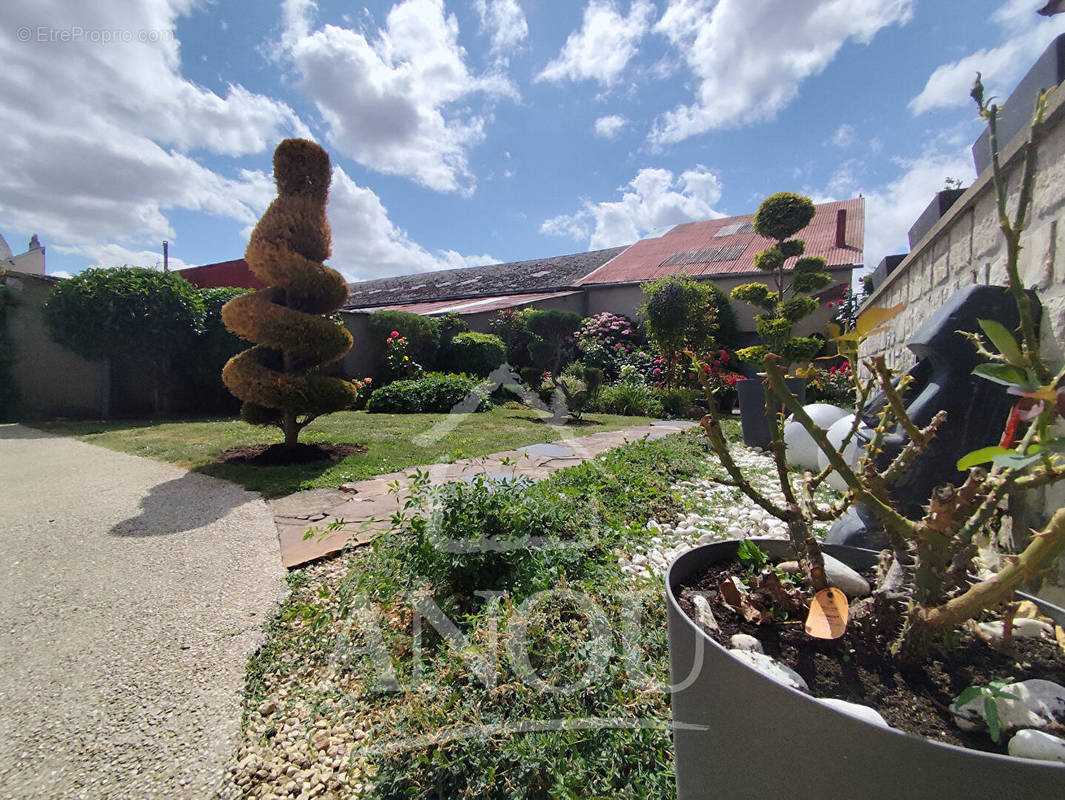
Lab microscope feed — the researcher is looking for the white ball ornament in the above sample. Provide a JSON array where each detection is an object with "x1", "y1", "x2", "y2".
[
  {"x1": 817, "y1": 414, "x2": 863, "y2": 492},
  {"x1": 783, "y1": 404, "x2": 850, "y2": 470}
]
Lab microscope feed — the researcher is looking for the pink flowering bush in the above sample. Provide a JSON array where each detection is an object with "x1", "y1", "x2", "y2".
[{"x1": 573, "y1": 312, "x2": 644, "y2": 379}]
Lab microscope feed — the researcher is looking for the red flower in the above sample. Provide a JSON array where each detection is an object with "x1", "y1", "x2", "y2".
[{"x1": 390, "y1": 330, "x2": 400, "y2": 338}]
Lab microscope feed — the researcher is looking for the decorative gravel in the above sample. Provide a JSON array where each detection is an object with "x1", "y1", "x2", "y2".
[{"x1": 618, "y1": 444, "x2": 832, "y2": 580}]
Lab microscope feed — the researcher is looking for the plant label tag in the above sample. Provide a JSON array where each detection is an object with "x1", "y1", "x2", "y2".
[{"x1": 805, "y1": 588, "x2": 849, "y2": 639}]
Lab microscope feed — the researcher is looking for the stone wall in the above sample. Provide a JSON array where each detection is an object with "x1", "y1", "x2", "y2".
[
  {"x1": 1, "y1": 271, "x2": 108, "y2": 419},
  {"x1": 860, "y1": 85, "x2": 1065, "y2": 604},
  {"x1": 862, "y1": 87, "x2": 1065, "y2": 374}
]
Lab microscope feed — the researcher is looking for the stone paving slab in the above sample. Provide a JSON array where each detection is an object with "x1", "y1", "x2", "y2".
[{"x1": 272, "y1": 421, "x2": 696, "y2": 567}]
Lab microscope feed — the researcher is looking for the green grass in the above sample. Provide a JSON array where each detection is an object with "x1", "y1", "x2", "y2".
[{"x1": 32, "y1": 407, "x2": 659, "y2": 497}]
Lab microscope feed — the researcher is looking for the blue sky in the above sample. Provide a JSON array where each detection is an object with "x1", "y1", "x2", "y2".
[{"x1": 2, "y1": 0, "x2": 1064, "y2": 282}]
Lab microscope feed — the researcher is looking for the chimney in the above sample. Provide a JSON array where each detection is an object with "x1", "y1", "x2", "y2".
[{"x1": 834, "y1": 209, "x2": 847, "y2": 248}]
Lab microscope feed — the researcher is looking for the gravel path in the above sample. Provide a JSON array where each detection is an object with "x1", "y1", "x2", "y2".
[{"x1": 0, "y1": 424, "x2": 287, "y2": 799}]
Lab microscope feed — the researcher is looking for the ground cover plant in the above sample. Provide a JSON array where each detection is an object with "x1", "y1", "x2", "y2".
[
  {"x1": 229, "y1": 425, "x2": 741, "y2": 799},
  {"x1": 33, "y1": 407, "x2": 657, "y2": 497}
]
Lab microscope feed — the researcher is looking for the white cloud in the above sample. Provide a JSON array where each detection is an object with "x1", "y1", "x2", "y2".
[
  {"x1": 812, "y1": 141, "x2": 974, "y2": 271},
  {"x1": 650, "y1": 0, "x2": 913, "y2": 145},
  {"x1": 536, "y1": 0, "x2": 655, "y2": 87},
  {"x1": 909, "y1": 4, "x2": 1065, "y2": 115},
  {"x1": 52, "y1": 242, "x2": 192, "y2": 272},
  {"x1": 282, "y1": 0, "x2": 517, "y2": 194},
  {"x1": 0, "y1": 1, "x2": 299, "y2": 263},
  {"x1": 327, "y1": 168, "x2": 496, "y2": 281},
  {"x1": 474, "y1": 0, "x2": 528, "y2": 62},
  {"x1": 831, "y1": 123, "x2": 855, "y2": 148},
  {"x1": 541, "y1": 165, "x2": 724, "y2": 250},
  {"x1": 594, "y1": 114, "x2": 628, "y2": 139}
]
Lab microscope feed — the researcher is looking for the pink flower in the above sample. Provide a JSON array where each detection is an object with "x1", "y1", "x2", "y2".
[
  {"x1": 390, "y1": 330, "x2": 400, "y2": 338},
  {"x1": 652, "y1": 368, "x2": 662, "y2": 375}
]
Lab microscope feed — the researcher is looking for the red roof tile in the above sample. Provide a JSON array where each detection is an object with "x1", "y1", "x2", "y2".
[
  {"x1": 176, "y1": 259, "x2": 268, "y2": 290},
  {"x1": 576, "y1": 198, "x2": 863, "y2": 286}
]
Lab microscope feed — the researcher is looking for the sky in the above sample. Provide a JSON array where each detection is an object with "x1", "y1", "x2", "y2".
[{"x1": 2, "y1": 0, "x2": 1064, "y2": 283}]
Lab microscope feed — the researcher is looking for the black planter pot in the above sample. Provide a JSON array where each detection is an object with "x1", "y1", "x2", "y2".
[
  {"x1": 666, "y1": 539, "x2": 1065, "y2": 800},
  {"x1": 736, "y1": 376, "x2": 806, "y2": 449}
]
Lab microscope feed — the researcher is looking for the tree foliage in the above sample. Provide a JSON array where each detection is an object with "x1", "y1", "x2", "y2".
[
  {"x1": 43, "y1": 266, "x2": 206, "y2": 414},
  {"x1": 641, "y1": 275, "x2": 733, "y2": 386},
  {"x1": 221, "y1": 139, "x2": 356, "y2": 447},
  {"x1": 43, "y1": 266, "x2": 205, "y2": 362},
  {"x1": 732, "y1": 192, "x2": 832, "y2": 367}
]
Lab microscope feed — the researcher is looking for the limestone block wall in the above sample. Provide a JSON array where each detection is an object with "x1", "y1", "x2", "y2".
[
  {"x1": 860, "y1": 86, "x2": 1065, "y2": 603},
  {"x1": 862, "y1": 87, "x2": 1065, "y2": 374}
]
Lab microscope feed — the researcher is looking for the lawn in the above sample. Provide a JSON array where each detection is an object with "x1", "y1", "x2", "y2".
[{"x1": 33, "y1": 406, "x2": 658, "y2": 497}]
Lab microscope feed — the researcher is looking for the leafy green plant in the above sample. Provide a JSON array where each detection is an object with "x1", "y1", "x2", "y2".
[
  {"x1": 954, "y1": 678, "x2": 1019, "y2": 743},
  {"x1": 595, "y1": 381, "x2": 664, "y2": 418},
  {"x1": 641, "y1": 275, "x2": 729, "y2": 388},
  {"x1": 544, "y1": 363, "x2": 603, "y2": 421},
  {"x1": 368, "y1": 309, "x2": 440, "y2": 371},
  {"x1": 729, "y1": 192, "x2": 832, "y2": 369},
  {"x1": 366, "y1": 372, "x2": 490, "y2": 414},
  {"x1": 524, "y1": 308, "x2": 582, "y2": 375},
  {"x1": 736, "y1": 539, "x2": 768, "y2": 572},
  {"x1": 445, "y1": 331, "x2": 506, "y2": 377}
]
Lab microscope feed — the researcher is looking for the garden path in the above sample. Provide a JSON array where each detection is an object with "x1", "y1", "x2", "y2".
[
  {"x1": 0, "y1": 424, "x2": 286, "y2": 800},
  {"x1": 272, "y1": 420, "x2": 697, "y2": 568}
]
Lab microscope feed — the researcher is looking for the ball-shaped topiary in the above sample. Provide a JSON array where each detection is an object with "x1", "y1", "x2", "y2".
[
  {"x1": 752, "y1": 192, "x2": 816, "y2": 242},
  {"x1": 221, "y1": 139, "x2": 356, "y2": 447}
]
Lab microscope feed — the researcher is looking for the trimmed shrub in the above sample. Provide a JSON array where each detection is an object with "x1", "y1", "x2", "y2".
[
  {"x1": 366, "y1": 372, "x2": 491, "y2": 414},
  {"x1": 43, "y1": 265, "x2": 206, "y2": 415},
  {"x1": 173, "y1": 286, "x2": 251, "y2": 415},
  {"x1": 445, "y1": 332, "x2": 506, "y2": 377},
  {"x1": 490, "y1": 308, "x2": 537, "y2": 369},
  {"x1": 524, "y1": 308, "x2": 581, "y2": 374},
  {"x1": 221, "y1": 139, "x2": 356, "y2": 445}
]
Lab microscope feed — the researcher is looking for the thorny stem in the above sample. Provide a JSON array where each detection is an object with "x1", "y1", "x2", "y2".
[
  {"x1": 918, "y1": 507, "x2": 1065, "y2": 634},
  {"x1": 698, "y1": 408, "x2": 787, "y2": 521},
  {"x1": 761, "y1": 355, "x2": 917, "y2": 553},
  {"x1": 985, "y1": 95, "x2": 1052, "y2": 384}
]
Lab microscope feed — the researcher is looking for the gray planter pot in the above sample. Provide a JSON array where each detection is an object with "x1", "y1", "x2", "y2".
[
  {"x1": 736, "y1": 376, "x2": 806, "y2": 449},
  {"x1": 666, "y1": 539, "x2": 1065, "y2": 800}
]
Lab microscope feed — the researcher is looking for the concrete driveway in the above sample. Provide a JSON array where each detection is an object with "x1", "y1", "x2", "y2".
[{"x1": 0, "y1": 424, "x2": 286, "y2": 799}]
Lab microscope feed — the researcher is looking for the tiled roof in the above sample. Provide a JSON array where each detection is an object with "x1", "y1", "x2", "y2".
[
  {"x1": 176, "y1": 259, "x2": 268, "y2": 290},
  {"x1": 343, "y1": 247, "x2": 627, "y2": 310},
  {"x1": 576, "y1": 198, "x2": 864, "y2": 286},
  {"x1": 345, "y1": 290, "x2": 582, "y2": 316}
]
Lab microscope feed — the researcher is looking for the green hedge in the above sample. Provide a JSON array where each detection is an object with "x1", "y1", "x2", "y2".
[
  {"x1": 366, "y1": 372, "x2": 491, "y2": 414},
  {"x1": 445, "y1": 331, "x2": 506, "y2": 377}
]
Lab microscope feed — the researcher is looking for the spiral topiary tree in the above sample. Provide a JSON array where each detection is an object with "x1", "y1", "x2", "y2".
[{"x1": 221, "y1": 139, "x2": 357, "y2": 449}]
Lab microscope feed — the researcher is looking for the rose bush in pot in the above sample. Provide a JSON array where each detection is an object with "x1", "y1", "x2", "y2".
[{"x1": 668, "y1": 79, "x2": 1065, "y2": 798}]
